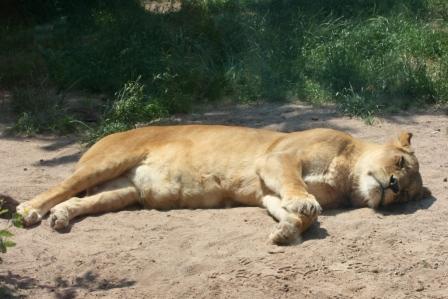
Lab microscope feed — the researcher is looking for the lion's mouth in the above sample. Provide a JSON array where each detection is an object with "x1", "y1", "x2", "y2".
[{"x1": 370, "y1": 174, "x2": 400, "y2": 206}]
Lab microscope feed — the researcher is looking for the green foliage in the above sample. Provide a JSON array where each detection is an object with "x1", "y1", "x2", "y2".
[
  {"x1": 11, "y1": 86, "x2": 78, "y2": 135},
  {"x1": 86, "y1": 77, "x2": 167, "y2": 143},
  {"x1": 3, "y1": 0, "x2": 448, "y2": 135},
  {"x1": 303, "y1": 14, "x2": 448, "y2": 109},
  {"x1": 335, "y1": 87, "x2": 380, "y2": 124},
  {"x1": 0, "y1": 231, "x2": 16, "y2": 254},
  {"x1": 0, "y1": 200, "x2": 23, "y2": 256},
  {"x1": 11, "y1": 212, "x2": 24, "y2": 229}
]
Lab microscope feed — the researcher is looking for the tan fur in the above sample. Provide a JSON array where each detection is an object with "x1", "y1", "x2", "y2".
[{"x1": 16, "y1": 125, "x2": 428, "y2": 244}]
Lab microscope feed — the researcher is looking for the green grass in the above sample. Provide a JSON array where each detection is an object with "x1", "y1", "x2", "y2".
[
  {"x1": 0, "y1": 197, "x2": 23, "y2": 256},
  {"x1": 85, "y1": 77, "x2": 167, "y2": 144},
  {"x1": 2, "y1": 0, "x2": 448, "y2": 136},
  {"x1": 9, "y1": 84, "x2": 80, "y2": 135}
]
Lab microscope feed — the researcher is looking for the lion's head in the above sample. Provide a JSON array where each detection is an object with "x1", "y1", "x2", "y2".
[{"x1": 354, "y1": 132, "x2": 430, "y2": 208}]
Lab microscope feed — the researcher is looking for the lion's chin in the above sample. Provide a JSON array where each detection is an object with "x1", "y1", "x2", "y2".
[
  {"x1": 357, "y1": 174, "x2": 384, "y2": 209},
  {"x1": 366, "y1": 192, "x2": 382, "y2": 209}
]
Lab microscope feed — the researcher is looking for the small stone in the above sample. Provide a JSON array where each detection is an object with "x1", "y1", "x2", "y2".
[
  {"x1": 74, "y1": 260, "x2": 83, "y2": 266},
  {"x1": 23, "y1": 168, "x2": 28, "y2": 171},
  {"x1": 415, "y1": 281, "x2": 424, "y2": 292},
  {"x1": 268, "y1": 249, "x2": 285, "y2": 254},
  {"x1": 443, "y1": 178, "x2": 447, "y2": 182}
]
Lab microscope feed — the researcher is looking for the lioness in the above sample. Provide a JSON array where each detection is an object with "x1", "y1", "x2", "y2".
[{"x1": 16, "y1": 125, "x2": 429, "y2": 244}]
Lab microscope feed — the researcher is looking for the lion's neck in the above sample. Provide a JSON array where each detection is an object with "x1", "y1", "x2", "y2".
[{"x1": 349, "y1": 142, "x2": 383, "y2": 207}]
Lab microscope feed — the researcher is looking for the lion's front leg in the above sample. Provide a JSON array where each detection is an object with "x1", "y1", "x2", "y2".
[
  {"x1": 262, "y1": 195, "x2": 317, "y2": 245},
  {"x1": 257, "y1": 152, "x2": 322, "y2": 217}
]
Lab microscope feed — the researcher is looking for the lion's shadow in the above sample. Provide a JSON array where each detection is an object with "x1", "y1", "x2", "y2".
[
  {"x1": 302, "y1": 221, "x2": 329, "y2": 242},
  {"x1": 0, "y1": 270, "x2": 135, "y2": 299},
  {"x1": 7, "y1": 194, "x2": 437, "y2": 242},
  {"x1": 300, "y1": 195, "x2": 436, "y2": 243},
  {"x1": 376, "y1": 195, "x2": 436, "y2": 216}
]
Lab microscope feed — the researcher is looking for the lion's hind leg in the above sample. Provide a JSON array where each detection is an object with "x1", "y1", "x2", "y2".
[
  {"x1": 48, "y1": 177, "x2": 139, "y2": 230},
  {"x1": 16, "y1": 153, "x2": 144, "y2": 226},
  {"x1": 262, "y1": 195, "x2": 317, "y2": 245}
]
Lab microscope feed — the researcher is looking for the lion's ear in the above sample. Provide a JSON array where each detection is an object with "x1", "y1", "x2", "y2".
[
  {"x1": 391, "y1": 131, "x2": 414, "y2": 153},
  {"x1": 398, "y1": 131, "x2": 412, "y2": 147}
]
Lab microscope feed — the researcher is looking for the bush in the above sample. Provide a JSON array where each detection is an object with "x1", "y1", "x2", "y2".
[
  {"x1": 86, "y1": 77, "x2": 167, "y2": 143},
  {"x1": 11, "y1": 86, "x2": 77, "y2": 135},
  {"x1": 3, "y1": 0, "x2": 448, "y2": 136}
]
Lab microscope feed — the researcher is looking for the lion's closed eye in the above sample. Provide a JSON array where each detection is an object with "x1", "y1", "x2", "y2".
[{"x1": 396, "y1": 156, "x2": 405, "y2": 169}]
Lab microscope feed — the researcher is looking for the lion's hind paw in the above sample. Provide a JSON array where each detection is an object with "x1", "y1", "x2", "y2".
[
  {"x1": 48, "y1": 207, "x2": 70, "y2": 230},
  {"x1": 16, "y1": 202, "x2": 43, "y2": 226}
]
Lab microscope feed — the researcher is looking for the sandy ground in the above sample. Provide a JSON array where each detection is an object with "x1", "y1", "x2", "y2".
[{"x1": 1, "y1": 102, "x2": 448, "y2": 299}]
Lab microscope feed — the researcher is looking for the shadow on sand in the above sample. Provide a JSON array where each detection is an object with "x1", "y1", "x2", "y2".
[
  {"x1": 302, "y1": 194, "x2": 436, "y2": 243},
  {"x1": 0, "y1": 270, "x2": 135, "y2": 299}
]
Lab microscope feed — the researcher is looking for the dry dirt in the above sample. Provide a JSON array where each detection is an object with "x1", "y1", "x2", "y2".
[{"x1": 1, "y1": 102, "x2": 448, "y2": 299}]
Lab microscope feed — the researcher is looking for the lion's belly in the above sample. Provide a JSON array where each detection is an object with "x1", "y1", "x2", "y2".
[{"x1": 126, "y1": 163, "x2": 231, "y2": 209}]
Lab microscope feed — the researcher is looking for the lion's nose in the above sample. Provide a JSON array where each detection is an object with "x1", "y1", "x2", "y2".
[{"x1": 389, "y1": 175, "x2": 399, "y2": 193}]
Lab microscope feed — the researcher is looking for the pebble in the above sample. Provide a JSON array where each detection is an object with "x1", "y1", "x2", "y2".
[
  {"x1": 268, "y1": 249, "x2": 285, "y2": 254},
  {"x1": 74, "y1": 260, "x2": 83, "y2": 266},
  {"x1": 415, "y1": 280, "x2": 425, "y2": 292}
]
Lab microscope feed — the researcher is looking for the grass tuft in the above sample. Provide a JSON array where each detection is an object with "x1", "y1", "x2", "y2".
[{"x1": 85, "y1": 77, "x2": 167, "y2": 144}]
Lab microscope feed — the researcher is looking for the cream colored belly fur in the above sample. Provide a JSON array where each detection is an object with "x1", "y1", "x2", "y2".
[{"x1": 125, "y1": 148, "x2": 263, "y2": 210}]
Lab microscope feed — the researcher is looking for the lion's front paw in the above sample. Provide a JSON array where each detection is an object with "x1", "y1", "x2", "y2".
[
  {"x1": 282, "y1": 194, "x2": 322, "y2": 216},
  {"x1": 16, "y1": 202, "x2": 43, "y2": 226},
  {"x1": 48, "y1": 206, "x2": 70, "y2": 230},
  {"x1": 269, "y1": 221, "x2": 301, "y2": 245}
]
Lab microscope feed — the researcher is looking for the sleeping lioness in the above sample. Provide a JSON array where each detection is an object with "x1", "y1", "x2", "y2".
[{"x1": 16, "y1": 125, "x2": 429, "y2": 244}]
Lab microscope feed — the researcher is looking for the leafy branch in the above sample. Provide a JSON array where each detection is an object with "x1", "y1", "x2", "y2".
[{"x1": 0, "y1": 198, "x2": 24, "y2": 257}]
